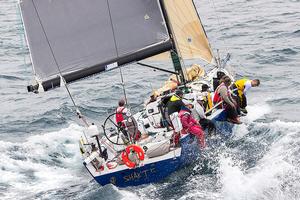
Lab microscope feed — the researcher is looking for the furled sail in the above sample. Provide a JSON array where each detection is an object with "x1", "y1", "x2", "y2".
[
  {"x1": 155, "y1": 0, "x2": 214, "y2": 63},
  {"x1": 20, "y1": 0, "x2": 172, "y2": 92}
]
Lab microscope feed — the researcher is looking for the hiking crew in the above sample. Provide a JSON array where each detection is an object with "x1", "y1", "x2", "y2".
[
  {"x1": 232, "y1": 78, "x2": 260, "y2": 113},
  {"x1": 213, "y1": 76, "x2": 241, "y2": 124},
  {"x1": 191, "y1": 96, "x2": 216, "y2": 135}
]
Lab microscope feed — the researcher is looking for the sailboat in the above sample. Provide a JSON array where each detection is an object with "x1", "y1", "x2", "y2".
[{"x1": 19, "y1": 0, "x2": 235, "y2": 187}]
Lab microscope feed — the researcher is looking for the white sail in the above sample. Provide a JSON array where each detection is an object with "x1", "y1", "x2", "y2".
[{"x1": 150, "y1": 0, "x2": 214, "y2": 63}]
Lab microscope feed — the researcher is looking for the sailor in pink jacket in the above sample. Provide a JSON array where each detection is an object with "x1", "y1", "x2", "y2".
[{"x1": 179, "y1": 106, "x2": 206, "y2": 149}]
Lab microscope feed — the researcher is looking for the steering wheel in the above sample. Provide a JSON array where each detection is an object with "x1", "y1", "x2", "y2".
[{"x1": 102, "y1": 112, "x2": 138, "y2": 145}]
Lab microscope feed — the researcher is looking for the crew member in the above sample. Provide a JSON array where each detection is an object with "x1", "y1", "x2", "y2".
[
  {"x1": 179, "y1": 106, "x2": 206, "y2": 149},
  {"x1": 116, "y1": 99, "x2": 141, "y2": 142},
  {"x1": 213, "y1": 76, "x2": 241, "y2": 124},
  {"x1": 232, "y1": 78, "x2": 260, "y2": 113},
  {"x1": 167, "y1": 89, "x2": 185, "y2": 144},
  {"x1": 190, "y1": 96, "x2": 216, "y2": 135},
  {"x1": 116, "y1": 99, "x2": 127, "y2": 126},
  {"x1": 201, "y1": 84, "x2": 213, "y2": 114}
]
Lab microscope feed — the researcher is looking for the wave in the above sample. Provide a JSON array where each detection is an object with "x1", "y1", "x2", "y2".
[
  {"x1": 0, "y1": 124, "x2": 88, "y2": 200},
  {"x1": 272, "y1": 48, "x2": 298, "y2": 55},
  {"x1": 218, "y1": 119, "x2": 300, "y2": 200},
  {"x1": 293, "y1": 29, "x2": 300, "y2": 35},
  {"x1": 0, "y1": 74, "x2": 24, "y2": 81},
  {"x1": 170, "y1": 119, "x2": 300, "y2": 200}
]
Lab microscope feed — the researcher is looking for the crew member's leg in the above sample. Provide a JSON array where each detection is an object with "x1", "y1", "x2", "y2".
[
  {"x1": 240, "y1": 94, "x2": 248, "y2": 113},
  {"x1": 170, "y1": 112, "x2": 182, "y2": 146},
  {"x1": 189, "y1": 125, "x2": 206, "y2": 148}
]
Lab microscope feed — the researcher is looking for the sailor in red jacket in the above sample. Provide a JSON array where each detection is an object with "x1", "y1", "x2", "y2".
[
  {"x1": 116, "y1": 99, "x2": 128, "y2": 126},
  {"x1": 179, "y1": 105, "x2": 206, "y2": 149},
  {"x1": 116, "y1": 99, "x2": 141, "y2": 141}
]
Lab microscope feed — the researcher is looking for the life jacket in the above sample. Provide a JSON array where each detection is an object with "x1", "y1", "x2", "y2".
[
  {"x1": 203, "y1": 92, "x2": 213, "y2": 112},
  {"x1": 167, "y1": 94, "x2": 183, "y2": 115},
  {"x1": 170, "y1": 94, "x2": 180, "y2": 102},
  {"x1": 213, "y1": 82, "x2": 225, "y2": 104},
  {"x1": 235, "y1": 78, "x2": 250, "y2": 98},
  {"x1": 235, "y1": 79, "x2": 249, "y2": 91},
  {"x1": 116, "y1": 107, "x2": 126, "y2": 124},
  {"x1": 213, "y1": 83, "x2": 231, "y2": 108}
]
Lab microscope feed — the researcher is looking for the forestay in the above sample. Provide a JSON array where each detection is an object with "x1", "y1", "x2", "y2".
[{"x1": 20, "y1": 0, "x2": 172, "y2": 92}]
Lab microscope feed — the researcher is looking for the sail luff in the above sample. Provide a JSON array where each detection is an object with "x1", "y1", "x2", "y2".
[{"x1": 18, "y1": 1, "x2": 37, "y2": 78}]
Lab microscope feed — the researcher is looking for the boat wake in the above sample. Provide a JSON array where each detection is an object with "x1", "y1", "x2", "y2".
[
  {"x1": 0, "y1": 124, "x2": 86, "y2": 199},
  {"x1": 219, "y1": 120, "x2": 300, "y2": 200}
]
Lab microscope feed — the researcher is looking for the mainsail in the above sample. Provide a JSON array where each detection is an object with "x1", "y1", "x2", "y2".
[
  {"x1": 151, "y1": 0, "x2": 214, "y2": 63},
  {"x1": 20, "y1": 0, "x2": 172, "y2": 92}
]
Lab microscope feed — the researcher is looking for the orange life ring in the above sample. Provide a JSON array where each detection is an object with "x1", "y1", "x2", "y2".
[{"x1": 121, "y1": 144, "x2": 145, "y2": 168}]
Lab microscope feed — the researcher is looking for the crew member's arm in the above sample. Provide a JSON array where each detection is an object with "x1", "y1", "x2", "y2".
[
  {"x1": 180, "y1": 113, "x2": 189, "y2": 128},
  {"x1": 195, "y1": 102, "x2": 206, "y2": 119},
  {"x1": 243, "y1": 80, "x2": 252, "y2": 95},
  {"x1": 219, "y1": 86, "x2": 235, "y2": 107}
]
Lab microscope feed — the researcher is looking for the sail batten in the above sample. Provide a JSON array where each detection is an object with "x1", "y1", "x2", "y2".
[{"x1": 20, "y1": 0, "x2": 171, "y2": 91}]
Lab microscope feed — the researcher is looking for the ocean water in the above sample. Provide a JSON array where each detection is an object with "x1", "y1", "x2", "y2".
[{"x1": 1, "y1": 0, "x2": 300, "y2": 199}]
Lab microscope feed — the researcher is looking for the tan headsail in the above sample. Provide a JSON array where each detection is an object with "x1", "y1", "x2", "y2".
[{"x1": 150, "y1": 0, "x2": 214, "y2": 63}]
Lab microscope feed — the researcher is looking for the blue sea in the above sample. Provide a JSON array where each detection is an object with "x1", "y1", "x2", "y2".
[{"x1": 1, "y1": 0, "x2": 300, "y2": 199}]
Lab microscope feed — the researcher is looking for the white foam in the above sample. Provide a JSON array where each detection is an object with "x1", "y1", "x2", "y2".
[
  {"x1": 232, "y1": 123, "x2": 249, "y2": 140},
  {"x1": 218, "y1": 119, "x2": 300, "y2": 200},
  {"x1": 243, "y1": 103, "x2": 271, "y2": 122},
  {"x1": 231, "y1": 103, "x2": 271, "y2": 140},
  {"x1": 0, "y1": 123, "x2": 89, "y2": 199},
  {"x1": 120, "y1": 189, "x2": 141, "y2": 200}
]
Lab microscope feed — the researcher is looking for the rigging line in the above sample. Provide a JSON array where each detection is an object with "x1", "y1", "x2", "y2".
[
  {"x1": 31, "y1": 0, "x2": 88, "y2": 126},
  {"x1": 119, "y1": 67, "x2": 128, "y2": 106},
  {"x1": 105, "y1": 0, "x2": 128, "y2": 105},
  {"x1": 137, "y1": 62, "x2": 179, "y2": 75},
  {"x1": 208, "y1": 0, "x2": 229, "y2": 54},
  {"x1": 105, "y1": 0, "x2": 119, "y2": 57}
]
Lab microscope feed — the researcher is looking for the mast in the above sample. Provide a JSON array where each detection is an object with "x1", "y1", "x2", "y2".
[{"x1": 159, "y1": 0, "x2": 186, "y2": 84}]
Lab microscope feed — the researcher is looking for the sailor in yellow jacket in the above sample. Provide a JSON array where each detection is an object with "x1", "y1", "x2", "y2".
[{"x1": 232, "y1": 78, "x2": 260, "y2": 113}]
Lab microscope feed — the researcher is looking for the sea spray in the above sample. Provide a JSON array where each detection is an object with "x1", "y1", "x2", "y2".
[{"x1": 0, "y1": 124, "x2": 87, "y2": 199}]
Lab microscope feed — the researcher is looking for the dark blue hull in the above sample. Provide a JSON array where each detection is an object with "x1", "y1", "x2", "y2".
[
  {"x1": 93, "y1": 134, "x2": 201, "y2": 187},
  {"x1": 92, "y1": 110, "x2": 233, "y2": 187}
]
